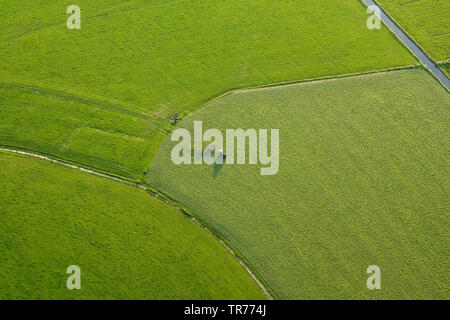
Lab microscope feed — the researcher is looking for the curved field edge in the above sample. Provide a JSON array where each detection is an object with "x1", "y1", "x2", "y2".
[
  {"x1": 0, "y1": 66, "x2": 418, "y2": 181},
  {"x1": 146, "y1": 69, "x2": 450, "y2": 299},
  {"x1": 0, "y1": 146, "x2": 276, "y2": 299},
  {"x1": 0, "y1": 151, "x2": 268, "y2": 300},
  {"x1": 0, "y1": 0, "x2": 417, "y2": 179}
]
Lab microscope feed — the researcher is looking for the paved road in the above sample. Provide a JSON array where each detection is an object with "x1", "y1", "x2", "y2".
[{"x1": 362, "y1": 0, "x2": 449, "y2": 90}]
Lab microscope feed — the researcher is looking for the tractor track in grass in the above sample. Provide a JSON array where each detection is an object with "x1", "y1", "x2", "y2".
[
  {"x1": 0, "y1": 81, "x2": 169, "y2": 133},
  {"x1": 0, "y1": 146, "x2": 276, "y2": 300}
]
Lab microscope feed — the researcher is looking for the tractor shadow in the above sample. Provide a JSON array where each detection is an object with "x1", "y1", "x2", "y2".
[
  {"x1": 212, "y1": 162, "x2": 224, "y2": 179},
  {"x1": 190, "y1": 149, "x2": 225, "y2": 179}
]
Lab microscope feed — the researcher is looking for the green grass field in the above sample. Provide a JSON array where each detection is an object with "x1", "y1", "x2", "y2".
[
  {"x1": 377, "y1": 0, "x2": 449, "y2": 63},
  {"x1": 1, "y1": 0, "x2": 448, "y2": 301},
  {"x1": 0, "y1": 152, "x2": 266, "y2": 299},
  {"x1": 0, "y1": 0, "x2": 416, "y2": 178},
  {"x1": 0, "y1": 84, "x2": 160, "y2": 180},
  {"x1": 441, "y1": 63, "x2": 450, "y2": 77},
  {"x1": 147, "y1": 69, "x2": 449, "y2": 299}
]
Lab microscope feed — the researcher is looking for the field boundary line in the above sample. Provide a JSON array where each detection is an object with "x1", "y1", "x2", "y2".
[
  {"x1": 1, "y1": 67, "x2": 418, "y2": 133},
  {"x1": 236, "y1": 66, "x2": 421, "y2": 93},
  {"x1": 170, "y1": 66, "x2": 417, "y2": 125},
  {"x1": 0, "y1": 146, "x2": 276, "y2": 300}
]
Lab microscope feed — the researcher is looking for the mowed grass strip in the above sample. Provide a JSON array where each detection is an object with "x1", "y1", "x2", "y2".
[
  {"x1": 147, "y1": 69, "x2": 450, "y2": 299},
  {"x1": 0, "y1": 152, "x2": 267, "y2": 300},
  {"x1": 0, "y1": 0, "x2": 416, "y2": 178},
  {"x1": 377, "y1": 0, "x2": 450, "y2": 62}
]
